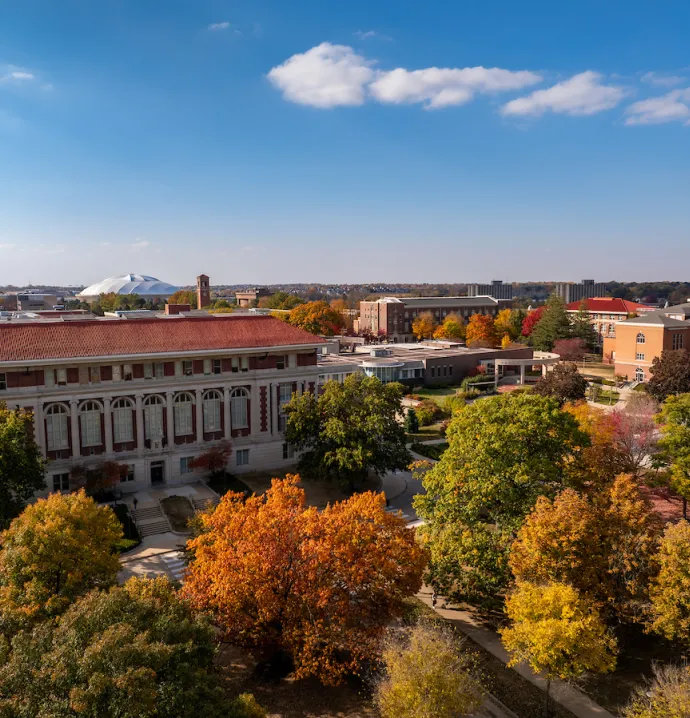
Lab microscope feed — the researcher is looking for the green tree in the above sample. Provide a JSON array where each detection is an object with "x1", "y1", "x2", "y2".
[
  {"x1": 375, "y1": 622, "x2": 482, "y2": 718},
  {"x1": 0, "y1": 403, "x2": 45, "y2": 527},
  {"x1": 570, "y1": 301, "x2": 598, "y2": 350},
  {"x1": 284, "y1": 373, "x2": 410, "y2": 490},
  {"x1": 168, "y1": 289, "x2": 198, "y2": 309},
  {"x1": 647, "y1": 350, "x2": 690, "y2": 401},
  {"x1": 0, "y1": 577, "x2": 260, "y2": 718},
  {"x1": 532, "y1": 363, "x2": 588, "y2": 404},
  {"x1": 657, "y1": 393, "x2": 690, "y2": 518},
  {"x1": 530, "y1": 294, "x2": 572, "y2": 351},
  {"x1": 509, "y1": 308, "x2": 527, "y2": 340},
  {"x1": 649, "y1": 520, "x2": 690, "y2": 643},
  {"x1": 623, "y1": 664, "x2": 690, "y2": 718},
  {"x1": 0, "y1": 490, "x2": 122, "y2": 628},
  {"x1": 404, "y1": 407, "x2": 420, "y2": 434},
  {"x1": 501, "y1": 581, "x2": 616, "y2": 718},
  {"x1": 414, "y1": 393, "x2": 588, "y2": 604}
]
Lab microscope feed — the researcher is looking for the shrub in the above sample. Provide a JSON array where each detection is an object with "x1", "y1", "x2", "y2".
[{"x1": 416, "y1": 400, "x2": 441, "y2": 426}]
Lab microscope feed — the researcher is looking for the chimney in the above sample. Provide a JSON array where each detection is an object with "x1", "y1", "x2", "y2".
[{"x1": 196, "y1": 274, "x2": 210, "y2": 309}]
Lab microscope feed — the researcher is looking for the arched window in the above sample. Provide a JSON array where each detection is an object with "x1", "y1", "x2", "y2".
[
  {"x1": 230, "y1": 388, "x2": 249, "y2": 430},
  {"x1": 203, "y1": 389, "x2": 222, "y2": 433},
  {"x1": 111, "y1": 397, "x2": 134, "y2": 443},
  {"x1": 45, "y1": 403, "x2": 69, "y2": 451},
  {"x1": 143, "y1": 395, "x2": 165, "y2": 440},
  {"x1": 174, "y1": 392, "x2": 194, "y2": 436},
  {"x1": 635, "y1": 367, "x2": 645, "y2": 382},
  {"x1": 636, "y1": 332, "x2": 646, "y2": 344},
  {"x1": 79, "y1": 400, "x2": 103, "y2": 447}
]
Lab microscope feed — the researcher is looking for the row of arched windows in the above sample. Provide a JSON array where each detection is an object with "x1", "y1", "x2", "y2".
[{"x1": 44, "y1": 389, "x2": 249, "y2": 451}]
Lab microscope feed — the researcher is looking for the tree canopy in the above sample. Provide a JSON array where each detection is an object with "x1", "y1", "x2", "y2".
[
  {"x1": 414, "y1": 393, "x2": 589, "y2": 603},
  {"x1": 465, "y1": 314, "x2": 499, "y2": 347},
  {"x1": 570, "y1": 302, "x2": 598, "y2": 350},
  {"x1": 433, "y1": 313, "x2": 465, "y2": 340},
  {"x1": 168, "y1": 289, "x2": 198, "y2": 309},
  {"x1": 623, "y1": 664, "x2": 690, "y2": 718},
  {"x1": 284, "y1": 373, "x2": 410, "y2": 490},
  {"x1": 286, "y1": 300, "x2": 345, "y2": 336},
  {"x1": 0, "y1": 490, "x2": 122, "y2": 629},
  {"x1": 657, "y1": 393, "x2": 690, "y2": 517},
  {"x1": 0, "y1": 577, "x2": 255, "y2": 718},
  {"x1": 532, "y1": 363, "x2": 588, "y2": 404},
  {"x1": 0, "y1": 403, "x2": 45, "y2": 528},
  {"x1": 647, "y1": 350, "x2": 690, "y2": 401},
  {"x1": 183, "y1": 477, "x2": 426, "y2": 685},
  {"x1": 530, "y1": 294, "x2": 572, "y2": 351},
  {"x1": 521, "y1": 306, "x2": 544, "y2": 337},
  {"x1": 411, "y1": 311, "x2": 436, "y2": 340}
]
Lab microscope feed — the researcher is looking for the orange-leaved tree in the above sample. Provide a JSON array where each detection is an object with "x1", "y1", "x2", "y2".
[
  {"x1": 432, "y1": 313, "x2": 465, "y2": 340},
  {"x1": 288, "y1": 301, "x2": 345, "y2": 336},
  {"x1": 411, "y1": 311, "x2": 436, "y2": 340},
  {"x1": 465, "y1": 314, "x2": 499, "y2": 347},
  {"x1": 168, "y1": 289, "x2": 198, "y2": 308},
  {"x1": 183, "y1": 476, "x2": 427, "y2": 684}
]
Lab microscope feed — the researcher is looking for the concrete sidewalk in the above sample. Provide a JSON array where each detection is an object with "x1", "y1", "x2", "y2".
[{"x1": 417, "y1": 591, "x2": 615, "y2": 718}]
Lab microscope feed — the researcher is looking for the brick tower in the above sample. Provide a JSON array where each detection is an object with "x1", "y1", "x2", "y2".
[{"x1": 196, "y1": 274, "x2": 210, "y2": 309}]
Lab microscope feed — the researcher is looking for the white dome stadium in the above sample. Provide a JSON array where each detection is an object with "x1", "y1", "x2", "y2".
[{"x1": 77, "y1": 274, "x2": 180, "y2": 300}]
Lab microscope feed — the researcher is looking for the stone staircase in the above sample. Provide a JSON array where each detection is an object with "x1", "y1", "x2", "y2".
[
  {"x1": 192, "y1": 495, "x2": 220, "y2": 512},
  {"x1": 132, "y1": 504, "x2": 170, "y2": 537}
]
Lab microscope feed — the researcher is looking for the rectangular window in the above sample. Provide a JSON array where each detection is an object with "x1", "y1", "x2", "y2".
[
  {"x1": 56, "y1": 368, "x2": 67, "y2": 386},
  {"x1": 279, "y1": 383, "x2": 293, "y2": 408},
  {"x1": 155, "y1": 362, "x2": 165, "y2": 379},
  {"x1": 112, "y1": 365, "x2": 122, "y2": 382},
  {"x1": 430, "y1": 367, "x2": 436, "y2": 377},
  {"x1": 89, "y1": 366, "x2": 101, "y2": 384},
  {"x1": 276, "y1": 356, "x2": 286, "y2": 370},
  {"x1": 180, "y1": 456, "x2": 194, "y2": 475},
  {"x1": 144, "y1": 405, "x2": 164, "y2": 440},
  {"x1": 236, "y1": 449, "x2": 250, "y2": 467},
  {"x1": 241, "y1": 356, "x2": 249, "y2": 372},
  {"x1": 449, "y1": 366, "x2": 453, "y2": 376},
  {"x1": 231, "y1": 357, "x2": 239, "y2": 373},
  {"x1": 283, "y1": 443, "x2": 294, "y2": 460},
  {"x1": 44, "y1": 369, "x2": 55, "y2": 389},
  {"x1": 52, "y1": 473, "x2": 70, "y2": 493},
  {"x1": 203, "y1": 359, "x2": 212, "y2": 376},
  {"x1": 123, "y1": 364, "x2": 133, "y2": 381},
  {"x1": 288, "y1": 354, "x2": 297, "y2": 369},
  {"x1": 112, "y1": 407, "x2": 133, "y2": 443},
  {"x1": 672, "y1": 333, "x2": 685, "y2": 350},
  {"x1": 144, "y1": 363, "x2": 154, "y2": 379},
  {"x1": 183, "y1": 360, "x2": 193, "y2": 376},
  {"x1": 203, "y1": 398, "x2": 221, "y2": 432},
  {"x1": 636, "y1": 352, "x2": 645, "y2": 361},
  {"x1": 81, "y1": 411, "x2": 102, "y2": 447},
  {"x1": 121, "y1": 466, "x2": 135, "y2": 482},
  {"x1": 174, "y1": 402, "x2": 193, "y2": 436},
  {"x1": 0, "y1": 373, "x2": 5, "y2": 391},
  {"x1": 213, "y1": 359, "x2": 222, "y2": 375},
  {"x1": 46, "y1": 413, "x2": 69, "y2": 451},
  {"x1": 231, "y1": 395, "x2": 248, "y2": 429}
]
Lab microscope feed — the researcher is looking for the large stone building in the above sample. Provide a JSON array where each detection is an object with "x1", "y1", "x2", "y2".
[
  {"x1": 603, "y1": 302, "x2": 690, "y2": 381},
  {"x1": 554, "y1": 279, "x2": 607, "y2": 304},
  {"x1": 467, "y1": 280, "x2": 513, "y2": 300},
  {"x1": 0, "y1": 314, "x2": 323, "y2": 495},
  {"x1": 357, "y1": 296, "x2": 508, "y2": 342}
]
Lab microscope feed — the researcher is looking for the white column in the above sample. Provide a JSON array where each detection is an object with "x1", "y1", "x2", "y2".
[
  {"x1": 135, "y1": 394, "x2": 145, "y2": 453},
  {"x1": 103, "y1": 397, "x2": 113, "y2": 454},
  {"x1": 520, "y1": 365, "x2": 526, "y2": 385},
  {"x1": 223, "y1": 387, "x2": 231, "y2": 440},
  {"x1": 166, "y1": 392, "x2": 175, "y2": 445},
  {"x1": 35, "y1": 402, "x2": 46, "y2": 457},
  {"x1": 69, "y1": 400, "x2": 80, "y2": 458},
  {"x1": 195, "y1": 389, "x2": 204, "y2": 443},
  {"x1": 250, "y1": 383, "x2": 260, "y2": 435},
  {"x1": 271, "y1": 383, "x2": 279, "y2": 435}
]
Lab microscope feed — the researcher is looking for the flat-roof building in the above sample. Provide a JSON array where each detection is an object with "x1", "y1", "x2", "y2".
[
  {"x1": 554, "y1": 279, "x2": 607, "y2": 304},
  {"x1": 467, "y1": 281, "x2": 513, "y2": 300}
]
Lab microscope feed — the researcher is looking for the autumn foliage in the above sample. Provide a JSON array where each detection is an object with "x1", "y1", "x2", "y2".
[
  {"x1": 183, "y1": 476, "x2": 427, "y2": 684},
  {"x1": 464, "y1": 314, "x2": 499, "y2": 347},
  {"x1": 411, "y1": 311, "x2": 436, "y2": 340},
  {"x1": 287, "y1": 301, "x2": 345, "y2": 336},
  {"x1": 521, "y1": 306, "x2": 544, "y2": 337},
  {"x1": 189, "y1": 440, "x2": 233, "y2": 478}
]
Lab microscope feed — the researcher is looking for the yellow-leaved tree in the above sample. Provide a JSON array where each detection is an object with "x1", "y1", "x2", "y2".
[
  {"x1": 649, "y1": 520, "x2": 690, "y2": 643},
  {"x1": 500, "y1": 581, "x2": 617, "y2": 718},
  {"x1": 623, "y1": 664, "x2": 690, "y2": 718},
  {"x1": 433, "y1": 313, "x2": 465, "y2": 341},
  {"x1": 411, "y1": 311, "x2": 437, "y2": 340},
  {"x1": 0, "y1": 489, "x2": 122, "y2": 629},
  {"x1": 375, "y1": 622, "x2": 482, "y2": 718}
]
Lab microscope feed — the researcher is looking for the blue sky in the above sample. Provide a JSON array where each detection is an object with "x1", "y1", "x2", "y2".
[{"x1": 1, "y1": 0, "x2": 689, "y2": 287}]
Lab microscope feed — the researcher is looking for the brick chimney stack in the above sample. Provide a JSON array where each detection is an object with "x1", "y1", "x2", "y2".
[{"x1": 196, "y1": 274, "x2": 210, "y2": 309}]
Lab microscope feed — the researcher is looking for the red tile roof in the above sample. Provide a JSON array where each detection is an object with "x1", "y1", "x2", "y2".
[
  {"x1": 565, "y1": 297, "x2": 656, "y2": 314},
  {"x1": 0, "y1": 315, "x2": 324, "y2": 363}
]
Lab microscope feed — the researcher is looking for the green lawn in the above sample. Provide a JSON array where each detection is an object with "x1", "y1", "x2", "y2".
[
  {"x1": 412, "y1": 385, "x2": 461, "y2": 407},
  {"x1": 407, "y1": 421, "x2": 446, "y2": 441},
  {"x1": 593, "y1": 390, "x2": 620, "y2": 405}
]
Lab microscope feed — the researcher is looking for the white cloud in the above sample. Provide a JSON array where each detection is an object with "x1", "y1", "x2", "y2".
[
  {"x1": 267, "y1": 42, "x2": 375, "y2": 108},
  {"x1": 208, "y1": 21, "x2": 230, "y2": 31},
  {"x1": 370, "y1": 66, "x2": 542, "y2": 109},
  {"x1": 1, "y1": 67, "x2": 36, "y2": 84},
  {"x1": 501, "y1": 71, "x2": 625, "y2": 117},
  {"x1": 625, "y1": 88, "x2": 690, "y2": 125},
  {"x1": 641, "y1": 71, "x2": 685, "y2": 88},
  {"x1": 10, "y1": 71, "x2": 34, "y2": 80},
  {"x1": 130, "y1": 240, "x2": 151, "y2": 250},
  {"x1": 0, "y1": 243, "x2": 15, "y2": 249},
  {"x1": 354, "y1": 30, "x2": 377, "y2": 40}
]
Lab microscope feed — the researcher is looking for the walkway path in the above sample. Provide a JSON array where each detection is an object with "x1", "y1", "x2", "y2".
[{"x1": 417, "y1": 591, "x2": 615, "y2": 718}]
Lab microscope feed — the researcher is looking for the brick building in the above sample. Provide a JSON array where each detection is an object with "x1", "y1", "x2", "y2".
[
  {"x1": 603, "y1": 302, "x2": 690, "y2": 381},
  {"x1": 357, "y1": 296, "x2": 508, "y2": 342},
  {"x1": 0, "y1": 314, "x2": 323, "y2": 494},
  {"x1": 566, "y1": 297, "x2": 657, "y2": 348}
]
